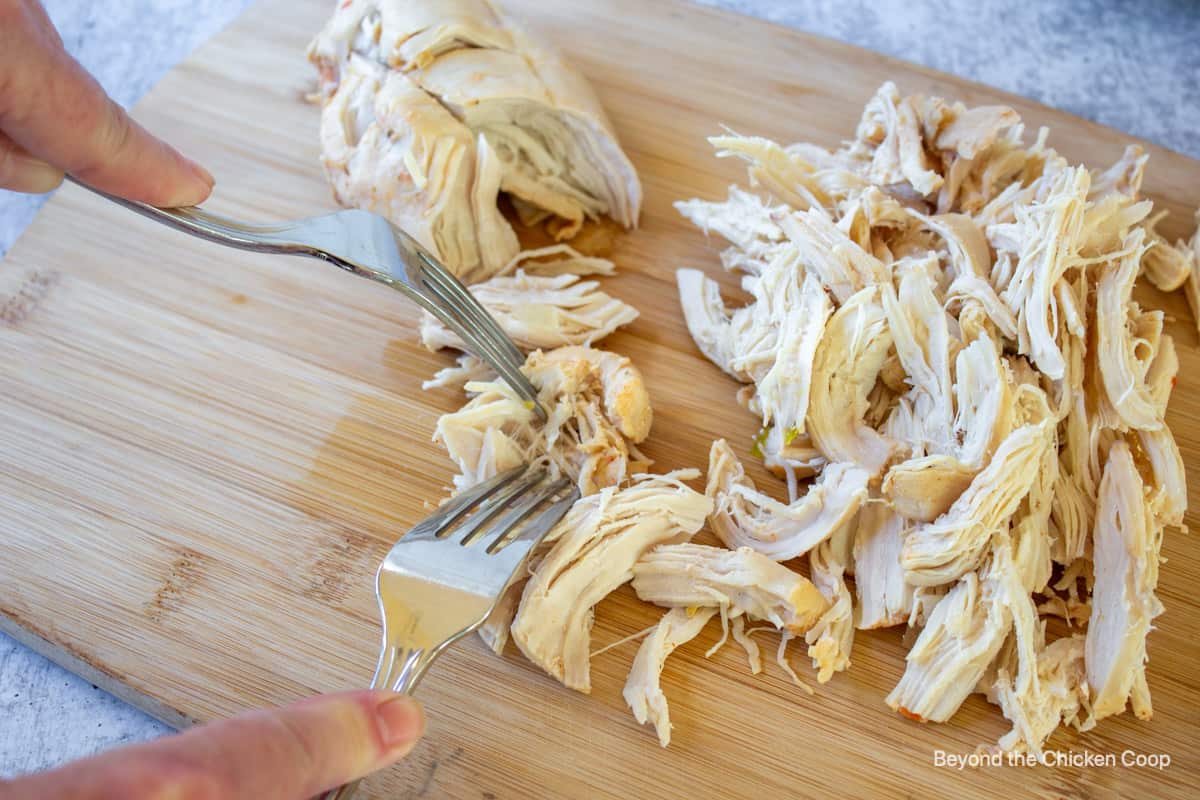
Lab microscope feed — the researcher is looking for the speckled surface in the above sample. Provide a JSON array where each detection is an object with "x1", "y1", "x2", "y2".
[{"x1": 1, "y1": 0, "x2": 1197, "y2": 779}]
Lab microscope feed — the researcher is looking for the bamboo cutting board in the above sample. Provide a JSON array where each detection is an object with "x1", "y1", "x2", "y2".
[{"x1": 2, "y1": 1, "x2": 1199, "y2": 797}]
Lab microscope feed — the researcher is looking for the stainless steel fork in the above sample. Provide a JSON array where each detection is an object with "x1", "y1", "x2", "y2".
[
  {"x1": 321, "y1": 464, "x2": 579, "y2": 800},
  {"x1": 67, "y1": 177, "x2": 545, "y2": 419}
]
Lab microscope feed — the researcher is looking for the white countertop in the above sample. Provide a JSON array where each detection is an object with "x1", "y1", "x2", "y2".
[{"x1": 2, "y1": 0, "x2": 1197, "y2": 778}]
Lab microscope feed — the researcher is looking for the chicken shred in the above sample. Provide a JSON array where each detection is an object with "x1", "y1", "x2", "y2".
[
  {"x1": 632, "y1": 543, "x2": 828, "y2": 633},
  {"x1": 706, "y1": 438, "x2": 868, "y2": 562},
  {"x1": 853, "y1": 502, "x2": 913, "y2": 629},
  {"x1": 623, "y1": 606, "x2": 717, "y2": 747},
  {"x1": 901, "y1": 421, "x2": 1053, "y2": 586},
  {"x1": 1086, "y1": 442, "x2": 1164, "y2": 721},
  {"x1": 887, "y1": 543, "x2": 1026, "y2": 722},
  {"x1": 511, "y1": 471, "x2": 711, "y2": 692},
  {"x1": 806, "y1": 286, "x2": 896, "y2": 475},
  {"x1": 419, "y1": 270, "x2": 638, "y2": 353}
]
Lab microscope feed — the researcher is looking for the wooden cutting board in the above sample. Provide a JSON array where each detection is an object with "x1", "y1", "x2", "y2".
[{"x1": 3, "y1": 1, "x2": 1198, "y2": 797}]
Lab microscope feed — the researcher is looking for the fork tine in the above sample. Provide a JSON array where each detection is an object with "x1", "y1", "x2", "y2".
[
  {"x1": 421, "y1": 291, "x2": 524, "y2": 378},
  {"x1": 453, "y1": 469, "x2": 546, "y2": 544},
  {"x1": 417, "y1": 260, "x2": 549, "y2": 422},
  {"x1": 419, "y1": 289, "x2": 546, "y2": 421},
  {"x1": 484, "y1": 476, "x2": 574, "y2": 553},
  {"x1": 383, "y1": 221, "x2": 525, "y2": 371},
  {"x1": 491, "y1": 486, "x2": 581, "y2": 569},
  {"x1": 407, "y1": 465, "x2": 526, "y2": 538},
  {"x1": 416, "y1": 251, "x2": 526, "y2": 367}
]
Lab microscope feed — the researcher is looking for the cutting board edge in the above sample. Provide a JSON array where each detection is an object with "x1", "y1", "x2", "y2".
[
  {"x1": 2, "y1": 1, "x2": 1197, "y2": 796},
  {"x1": 0, "y1": 612, "x2": 193, "y2": 731}
]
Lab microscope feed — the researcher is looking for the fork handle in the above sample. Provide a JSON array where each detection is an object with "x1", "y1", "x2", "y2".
[
  {"x1": 322, "y1": 779, "x2": 365, "y2": 800},
  {"x1": 66, "y1": 177, "x2": 546, "y2": 419},
  {"x1": 64, "y1": 176, "x2": 438, "y2": 306},
  {"x1": 65, "y1": 176, "x2": 326, "y2": 255},
  {"x1": 317, "y1": 643, "x2": 436, "y2": 800}
]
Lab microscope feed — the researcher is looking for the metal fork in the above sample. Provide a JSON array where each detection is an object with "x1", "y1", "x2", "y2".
[
  {"x1": 321, "y1": 464, "x2": 579, "y2": 800},
  {"x1": 66, "y1": 177, "x2": 544, "y2": 419}
]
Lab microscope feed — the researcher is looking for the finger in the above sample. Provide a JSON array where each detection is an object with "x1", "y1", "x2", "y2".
[
  {"x1": 176, "y1": 691, "x2": 426, "y2": 798},
  {"x1": 0, "y1": 130, "x2": 64, "y2": 193},
  {"x1": 1, "y1": 691, "x2": 425, "y2": 800},
  {"x1": 0, "y1": 0, "x2": 213, "y2": 206}
]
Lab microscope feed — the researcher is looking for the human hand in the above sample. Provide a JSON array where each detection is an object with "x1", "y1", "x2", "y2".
[
  {"x1": 0, "y1": 0, "x2": 213, "y2": 204},
  {"x1": 0, "y1": 691, "x2": 425, "y2": 799}
]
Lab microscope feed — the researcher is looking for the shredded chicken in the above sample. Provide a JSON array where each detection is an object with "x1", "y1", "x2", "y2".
[
  {"x1": 632, "y1": 543, "x2": 828, "y2": 633},
  {"x1": 420, "y1": 270, "x2": 638, "y2": 352},
  {"x1": 1140, "y1": 210, "x2": 1194, "y2": 292},
  {"x1": 434, "y1": 346, "x2": 651, "y2": 494},
  {"x1": 853, "y1": 502, "x2": 913, "y2": 629},
  {"x1": 882, "y1": 455, "x2": 975, "y2": 523},
  {"x1": 901, "y1": 421, "x2": 1053, "y2": 586},
  {"x1": 806, "y1": 286, "x2": 896, "y2": 474},
  {"x1": 805, "y1": 530, "x2": 856, "y2": 682},
  {"x1": 992, "y1": 635, "x2": 1094, "y2": 758},
  {"x1": 623, "y1": 607, "x2": 717, "y2": 747},
  {"x1": 510, "y1": 471, "x2": 711, "y2": 692},
  {"x1": 706, "y1": 438, "x2": 868, "y2": 561},
  {"x1": 410, "y1": 73, "x2": 1192, "y2": 751},
  {"x1": 670, "y1": 82, "x2": 1187, "y2": 751},
  {"x1": 887, "y1": 543, "x2": 1026, "y2": 722},
  {"x1": 1095, "y1": 230, "x2": 1167, "y2": 431},
  {"x1": 308, "y1": 0, "x2": 640, "y2": 282},
  {"x1": 1086, "y1": 442, "x2": 1164, "y2": 721}
]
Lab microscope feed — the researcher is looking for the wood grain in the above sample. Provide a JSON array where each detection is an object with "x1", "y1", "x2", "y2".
[{"x1": 2, "y1": 1, "x2": 1198, "y2": 797}]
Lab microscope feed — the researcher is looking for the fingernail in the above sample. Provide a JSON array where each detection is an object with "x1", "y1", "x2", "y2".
[
  {"x1": 374, "y1": 695, "x2": 425, "y2": 754},
  {"x1": 187, "y1": 159, "x2": 215, "y2": 189}
]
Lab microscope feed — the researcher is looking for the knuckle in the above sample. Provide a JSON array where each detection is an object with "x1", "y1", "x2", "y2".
[
  {"x1": 270, "y1": 711, "x2": 329, "y2": 769},
  {"x1": 98, "y1": 97, "x2": 135, "y2": 158},
  {"x1": 0, "y1": 2, "x2": 56, "y2": 123}
]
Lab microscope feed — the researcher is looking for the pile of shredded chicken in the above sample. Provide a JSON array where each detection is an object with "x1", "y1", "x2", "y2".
[
  {"x1": 308, "y1": 0, "x2": 641, "y2": 284},
  {"x1": 671, "y1": 81, "x2": 1193, "y2": 756},
  {"x1": 401, "y1": 55, "x2": 1195, "y2": 750}
]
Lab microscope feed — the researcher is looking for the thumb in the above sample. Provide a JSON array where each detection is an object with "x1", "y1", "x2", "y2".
[
  {"x1": 0, "y1": 131, "x2": 63, "y2": 194},
  {"x1": 1, "y1": 691, "x2": 425, "y2": 800}
]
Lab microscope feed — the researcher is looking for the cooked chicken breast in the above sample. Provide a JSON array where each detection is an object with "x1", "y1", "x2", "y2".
[
  {"x1": 853, "y1": 502, "x2": 913, "y2": 629},
  {"x1": 887, "y1": 544, "x2": 1026, "y2": 722},
  {"x1": 992, "y1": 635, "x2": 1092, "y2": 757},
  {"x1": 1140, "y1": 209, "x2": 1194, "y2": 292},
  {"x1": 901, "y1": 421, "x2": 1053, "y2": 586},
  {"x1": 805, "y1": 531, "x2": 856, "y2": 682},
  {"x1": 882, "y1": 454, "x2": 975, "y2": 523},
  {"x1": 1096, "y1": 229, "x2": 1168, "y2": 431},
  {"x1": 806, "y1": 286, "x2": 896, "y2": 474},
  {"x1": 308, "y1": 0, "x2": 641, "y2": 282}
]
